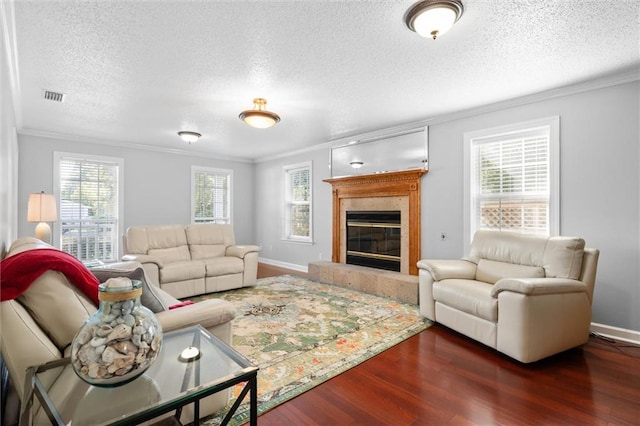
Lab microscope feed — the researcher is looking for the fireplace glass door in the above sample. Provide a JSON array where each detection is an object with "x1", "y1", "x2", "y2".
[{"x1": 346, "y1": 211, "x2": 401, "y2": 272}]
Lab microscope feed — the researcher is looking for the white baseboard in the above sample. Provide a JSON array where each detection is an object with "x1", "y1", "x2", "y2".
[
  {"x1": 591, "y1": 322, "x2": 640, "y2": 345},
  {"x1": 258, "y1": 257, "x2": 309, "y2": 273}
]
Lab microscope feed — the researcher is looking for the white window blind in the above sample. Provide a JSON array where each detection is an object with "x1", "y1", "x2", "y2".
[
  {"x1": 283, "y1": 162, "x2": 312, "y2": 242},
  {"x1": 192, "y1": 167, "x2": 232, "y2": 224},
  {"x1": 464, "y1": 117, "x2": 559, "y2": 246},
  {"x1": 55, "y1": 153, "x2": 123, "y2": 263}
]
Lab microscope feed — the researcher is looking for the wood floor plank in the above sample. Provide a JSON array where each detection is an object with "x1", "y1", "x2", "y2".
[{"x1": 255, "y1": 264, "x2": 640, "y2": 425}]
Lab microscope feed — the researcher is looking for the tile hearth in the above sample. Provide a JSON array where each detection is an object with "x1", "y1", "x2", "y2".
[{"x1": 308, "y1": 261, "x2": 418, "y2": 305}]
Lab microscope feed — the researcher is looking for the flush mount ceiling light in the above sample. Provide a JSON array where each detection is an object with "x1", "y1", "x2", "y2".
[
  {"x1": 239, "y1": 98, "x2": 281, "y2": 129},
  {"x1": 350, "y1": 161, "x2": 364, "y2": 169},
  {"x1": 178, "y1": 131, "x2": 201, "y2": 144},
  {"x1": 405, "y1": 0, "x2": 464, "y2": 40}
]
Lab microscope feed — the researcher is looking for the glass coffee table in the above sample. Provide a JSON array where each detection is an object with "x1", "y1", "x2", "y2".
[{"x1": 20, "y1": 325, "x2": 258, "y2": 426}]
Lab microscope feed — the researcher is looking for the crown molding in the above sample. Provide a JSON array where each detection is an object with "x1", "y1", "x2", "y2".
[
  {"x1": 257, "y1": 68, "x2": 639, "y2": 163},
  {"x1": 18, "y1": 128, "x2": 254, "y2": 164},
  {"x1": 1, "y1": 1, "x2": 23, "y2": 129},
  {"x1": 423, "y1": 67, "x2": 640, "y2": 127}
]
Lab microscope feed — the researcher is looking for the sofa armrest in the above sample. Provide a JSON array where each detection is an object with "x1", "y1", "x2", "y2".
[
  {"x1": 491, "y1": 277, "x2": 587, "y2": 298},
  {"x1": 226, "y1": 245, "x2": 260, "y2": 259},
  {"x1": 417, "y1": 259, "x2": 477, "y2": 281},
  {"x1": 121, "y1": 254, "x2": 164, "y2": 268},
  {"x1": 154, "y1": 298, "x2": 236, "y2": 334}
]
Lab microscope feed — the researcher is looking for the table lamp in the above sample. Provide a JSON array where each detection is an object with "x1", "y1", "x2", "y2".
[{"x1": 27, "y1": 191, "x2": 58, "y2": 244}]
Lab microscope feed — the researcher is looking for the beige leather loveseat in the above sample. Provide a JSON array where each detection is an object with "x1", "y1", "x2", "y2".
[
  {"x1": 418, "y1": 230, "x2": 599, "y2": 363},
  {"x1": 0, "y1": 237, "x2": 237, "y2": 425},
  {"x1": 122, "y1": 224, "x2": 260, "y2": 299}
]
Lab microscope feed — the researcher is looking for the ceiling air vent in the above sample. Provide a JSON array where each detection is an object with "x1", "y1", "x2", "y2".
[{"x1": 43, "y1": 90, "x2": 66, "y2": 103}]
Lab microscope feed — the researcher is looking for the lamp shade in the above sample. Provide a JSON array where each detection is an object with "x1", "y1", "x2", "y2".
[
  {"x1": 405, "y1": 0, "x2": 464, "y2": 40},
  {"x1": 27, "y1": 192, "x2": 58, "y2": 222}
]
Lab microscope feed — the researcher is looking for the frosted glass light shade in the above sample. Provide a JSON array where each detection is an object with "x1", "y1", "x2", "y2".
[
  {"x1": 413, "y1": 7, "x2": 456, "y2": 38},
  {"x1": 178, "y1": 131, "x2": 201, "y2": 144},
  {"x1": 239, "y1": 98, "x2": 281, "y2": 129},
  {"x1": 405, "y1": 0, "x2": 464, "y2": 40}
]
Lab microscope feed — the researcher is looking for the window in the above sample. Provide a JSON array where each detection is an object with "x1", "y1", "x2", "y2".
[
  {"x1": 54, "y1": 152, "x2": 124, "y2": 263},
  {"x1": 191, "y1": 166, "x2": 232, "y2": 224},
  {"x1": 283, "y1": 162, "x2": 312, "y2": 243},
  {"x1": 463, "y1": 117, "x2": 559, "y2": 249}
]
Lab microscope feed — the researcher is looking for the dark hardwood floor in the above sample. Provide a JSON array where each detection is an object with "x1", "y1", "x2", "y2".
[{"x1": 255, "y1": 263, "x2": 640, "y2": 425}]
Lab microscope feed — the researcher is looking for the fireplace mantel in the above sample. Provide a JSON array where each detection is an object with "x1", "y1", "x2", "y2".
[{"x1": 324, "y1": 168, "x2": 427, "y2": 275}]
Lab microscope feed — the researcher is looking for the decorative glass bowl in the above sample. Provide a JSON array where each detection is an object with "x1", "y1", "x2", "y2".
[{"x1": 70, "y1": 278, "x2": 163, "y2": 387}]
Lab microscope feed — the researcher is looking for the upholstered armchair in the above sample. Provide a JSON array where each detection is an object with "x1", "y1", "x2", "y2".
[
  {"x1": 1, "y1": 237, "x2": 236, "y2": 425},
  {"x1": 417, "y1": 230, "x2": 599, "y2": 363}
]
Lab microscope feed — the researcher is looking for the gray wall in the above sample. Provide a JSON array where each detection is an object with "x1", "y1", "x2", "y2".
[
  {"x1": 254, "y1": 80, "x2": 640, "y2": 332},
  {"x1": 17, "y1": 135, "x2": 256, "y2": 253},
  {"x1": 254, "y1": 149, "x2": 333, "y2": 266},
  {"x1": 423, "y1": 81, "x2": 639, "y2": 332}
]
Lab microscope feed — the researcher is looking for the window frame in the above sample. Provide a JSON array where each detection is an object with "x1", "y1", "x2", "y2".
[
  {"x1": 53, "y1": 151, "x2": 124, "y2": 263},
  {"x1": 190, "y1": 166, "x2": 233, "y2": 225},
  {"x1": 463, "y1": 116, "x2": 560, "y2": 252},
  {"x1": 282, "y1": 161, "x2": 313, "y2": 244}
]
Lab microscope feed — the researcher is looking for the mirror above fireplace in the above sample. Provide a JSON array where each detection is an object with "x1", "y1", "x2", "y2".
[{"x1": 330, "y1": 128, "x2": 428, "y2": 178}]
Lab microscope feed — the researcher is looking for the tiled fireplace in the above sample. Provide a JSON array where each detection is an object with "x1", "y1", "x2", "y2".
[{"x1": 323, "y1": 168, "x2": 426, "y2": 276}]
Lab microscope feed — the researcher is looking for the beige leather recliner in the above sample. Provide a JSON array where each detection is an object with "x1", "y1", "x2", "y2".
[
  {"x1": 122, "y1": 224, "x2": 260, "y2": 299},
  {"x1": 0, "y1": 237, "x2": 237, "y2": 424},
  {"x1": 417, "y1": 230, "x2": 599, "y2": 363}
]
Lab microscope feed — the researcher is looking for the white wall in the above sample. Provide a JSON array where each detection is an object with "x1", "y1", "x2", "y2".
[
  {"x1": 17, "y1": 135, "x2": 256, "y2": 250},
  {"x1": 1, "y1": 13, "x2": 19, "y2": 257},
  {"x1": 255, "y1": 80, "x2": 640, "y2": 332}
]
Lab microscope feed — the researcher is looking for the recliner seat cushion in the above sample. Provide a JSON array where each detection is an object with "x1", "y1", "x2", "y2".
[
  {"x1": 159, "y1": 261, "x2": 206, "y2": 283},
  {"x1": 202, "y1": 257, "x2": 244, "y2": 276},
  {"x1": 432, "y1": 279, "x2": 497, "y2": 322}
]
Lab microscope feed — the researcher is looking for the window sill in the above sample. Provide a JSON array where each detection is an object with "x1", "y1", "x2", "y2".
[{"x1": 281, "y1": 238, "x2": 314, "y2": 246}]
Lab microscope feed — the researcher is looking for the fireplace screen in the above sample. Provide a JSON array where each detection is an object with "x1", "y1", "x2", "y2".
[{"x1": 346, "y1": 211, "x2": 401, "y2": 272}]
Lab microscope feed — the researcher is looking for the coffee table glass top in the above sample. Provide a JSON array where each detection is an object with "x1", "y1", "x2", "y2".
[{"x1": 28, "y1": 325, "x2": 256, "y2": 425}]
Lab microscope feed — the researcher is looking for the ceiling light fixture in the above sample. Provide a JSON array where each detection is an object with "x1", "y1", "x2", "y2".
[
  {"x1": 178, "y1": 131, "x2": 201, "y2": 144},
  {"x1": 405, "y1": 0, "x2": 464, "y2": 40},
  {"x1": 350, "y1": 161, "x2": 364, "y2": 169},
  {"x1": 239, "y1": 98, "x2": 281, "y2": 129}
]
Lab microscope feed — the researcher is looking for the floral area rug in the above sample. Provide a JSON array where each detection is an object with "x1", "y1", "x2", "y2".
[{"x1": 190, "y1": 275, "x2": 431, "y2": 425}]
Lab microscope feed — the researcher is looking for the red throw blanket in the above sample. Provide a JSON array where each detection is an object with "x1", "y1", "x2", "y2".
[{"x1": 0, "y1": 248, "x2": 99, "y2": 305}]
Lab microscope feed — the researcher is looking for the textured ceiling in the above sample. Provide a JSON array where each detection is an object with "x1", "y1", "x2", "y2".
[{"x1": 7, "y1": 0, "x2": 640, "y2": 161}]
